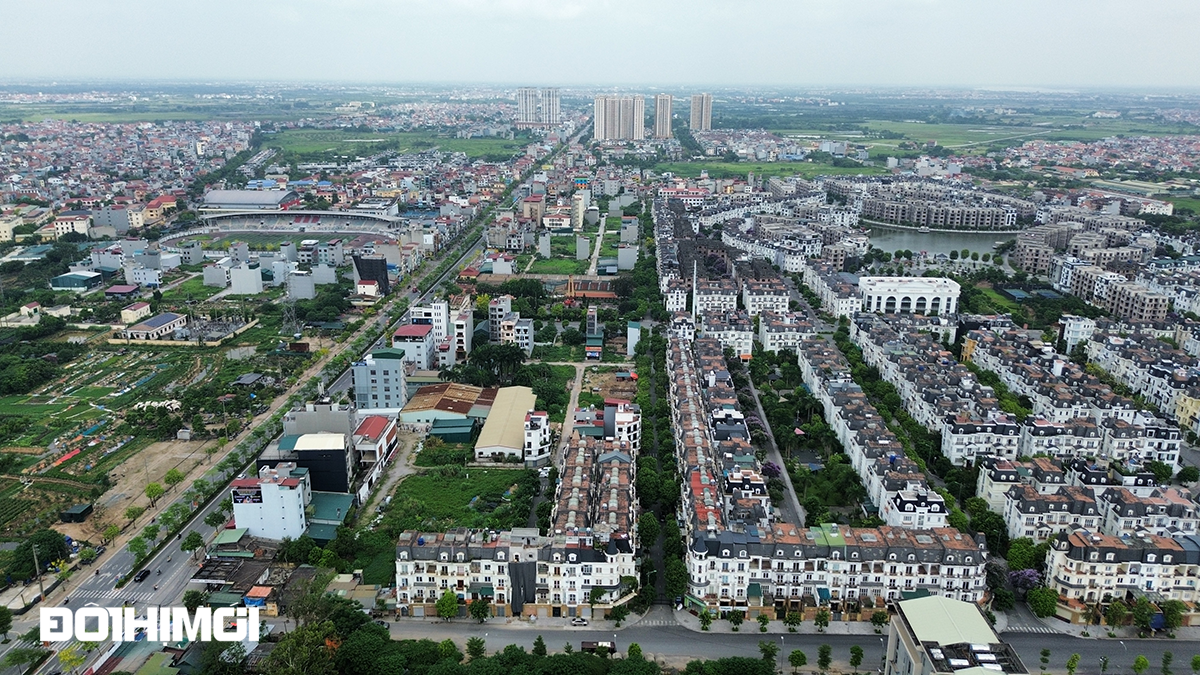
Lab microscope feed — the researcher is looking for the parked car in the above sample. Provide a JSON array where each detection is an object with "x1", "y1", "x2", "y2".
[
  {"x1": 374, "y1": 619, "x2": 389, "y2": 628},
  {"x1": 570, "y1": 617, "x2": 588, "y2": 626},
  {"x1": 133, "y1": 570, "x2": 151, "y2": 583}
]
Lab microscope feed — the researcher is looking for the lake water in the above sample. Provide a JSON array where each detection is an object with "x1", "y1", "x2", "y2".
[{"x1": 866, "y1": 225, "x2": 1017, "y2": 256}]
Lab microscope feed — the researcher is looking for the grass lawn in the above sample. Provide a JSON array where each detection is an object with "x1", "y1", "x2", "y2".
[
  {"x1": 978, "y1": 286, "x2": 1024, "y2": 315},
  {"x1": 160, "y1": 277, "x2": 221, "y2": 305},
  {"x1": 528, "y1": 258, "x2": 588, "y2": 275},
  {"x1": 531, "y1": 344, "x2": 585, "y2": 362},
  {"x1": 1167, "y1": 196, "x2": 1200, "y2": 214}
]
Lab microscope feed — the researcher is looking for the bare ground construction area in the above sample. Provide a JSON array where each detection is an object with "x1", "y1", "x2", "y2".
[{"x1": 53, "y1": 438, "x2": 219, "y2": 543}]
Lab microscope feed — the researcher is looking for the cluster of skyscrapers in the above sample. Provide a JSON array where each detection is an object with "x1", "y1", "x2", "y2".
[
  {"x1": 592, "y1": 92, "x2": 714, "y2": 141},
  {"x1": 515, "y1": 87, "x2": 561, "y2": 127}
]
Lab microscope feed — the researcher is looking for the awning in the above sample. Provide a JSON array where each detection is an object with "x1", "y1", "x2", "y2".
[
  {"x1": 469, "y1": 583, "x2": 495, "y2": 596},
  {"x1": 817, "y1": 587, "x2": 831, "y2": 603},
  {"x1": 901, "y1": 588, "x2": 932, "y2": 600},
  {"x1": 748, "y1": 583, "x2": 762, "y2": 598}
]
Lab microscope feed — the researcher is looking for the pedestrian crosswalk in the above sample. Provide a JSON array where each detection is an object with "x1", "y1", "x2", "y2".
[
  {"x1": 71, "y1": 588, "x2": 157, "y2": 604},
  {"x1": 1001, "y1": 625, "x2": 1060, "y2": 634},
  {"x1": 635, "y1": 620, "x2": 678, "y2": 627}
]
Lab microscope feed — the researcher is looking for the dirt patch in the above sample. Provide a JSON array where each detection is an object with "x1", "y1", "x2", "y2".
[
  {"x1": 99, "y1": 438, "x2": 217, "y2": 515},
  {"x1": 583, "y1": 367, "x2": 638, "y2": 402},
  {"x1": 1, "y1": 446, "x2": 45, "y2": 454}
]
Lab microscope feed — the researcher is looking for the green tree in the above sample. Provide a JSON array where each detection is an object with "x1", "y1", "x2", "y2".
[
  {"x1": 79, "y1": 547, "x2": 98, "y2": 564},
  {"x1": 610, "y1": 604, "x2": 630, "y2": 626},
  {"x1": 638, "y1": 512, "x2": 660, "y2": 551},
  {"x1": 818, "y1": 644, "x2": 832, "y2": 673},
  {"x1": 145, "y1": 482, "x2": 165, "y2": 506},
  {"x1": 699, "y1": 609, "x2": 713, "y2": 631},
  {"x1": 58, "y1": 644, "x2": 85, "y2": 673},
  {"x1": 1135, "y1": 656, "x2": 1150, "y2": 675},
  {"x1": 728, "y1": 609, "x2": 745, "y2": 632},
  {"x1": 1026, "y1": 587, "x2": 1058, "y2": 617},
  {"x1": 871, "y1": 610, "x2": 888, "y2": 632},
  {"x1": 1132, "y1": 597, "x2": 1155, "y2": 633},
  {"x1": 164, "y1": 468, "x2": 186, "y2": 491},
  {"x1": 0, "y1": 605, "x2": 11, "y2": 640},
  {"x1": 1162, "y1": 600, "x2": 1187, "y2": 631},
  {"x1": 532, "y1": 635, "x2": 547, "y2": 657},
  {"x1": 205, "y1": 510, "x2": 228, "y2": 529},
  {"x1": 181, "y1": 531, "x2": 205, "y2": 559},
  {"x1": 127, "y1": 535, "x2": 148, "y2": 561},
  {"x1": 469, "y1": 598, "x2": 491, "y2": 623},
  {"x1": 757, "y1": 613, "x2": 770, "y2": 632},
  {"x1": 182, "y1": 589, "x2": 208, "y2": 614},
  {"x1": 1039, "y1": 649, "x2": 1051, "y2": 673},
  {"x1": 790, "y1": 650, "x2": 808, "y2": 674},
  {"x1": 1102, "y1": 656, "x2": 1110, "y2": 675},
  {"x1": 125, "y1": 505, "x2": 146, "y2": 522},
  {"x1": 760, "y1": 640, "x2": 781, "y2": 663},
  {"x1": 1067, "y1": 653, "x2": 1081, "y2": 675},
  {"x1": 1006, "y1": 537, "x2": 1039, "y2": 571},
  {"x1": 467, "y1": 636, "x2": 486, "y2": 661},
  {"x1": 850, "y1": 645, "x2": 864, "y2": 674},
  {"x1": 1164, "y1": 652, "x2": 1174, "y2": 675},
  {"x1": 436, "y1": 590, "x2": 458, "y2": 621},
  {"x1": 815, "y1": 608, "x2": 831, "y2": 632},
  {"x1": 103, "y1": 523, "x2": 120, "y2": 543},
  {"x1": 264, "y1": 619, "x2": 336, "y2": 675},
  {"x1": 1189, "y1": 655, "x2": 1200, "y2": 675},
  {"x1": 1106, "y1": 600, "x2": 1128, "y2": 627},
  {"x1": 3, "y1": 647, "x2": 48, "y2": 671},
  {"x1": 961, "y1": 248, "x2": 970, "y2": 259},
  {"x1": 628, "y1": 643, "x2": 644, "y2": 660},
  {"x1": 439, "y1": 638, "x2": 462, "y2": 662},
  {"x1": 784, "y1": 611, "x2": 802, "y2": 632}
]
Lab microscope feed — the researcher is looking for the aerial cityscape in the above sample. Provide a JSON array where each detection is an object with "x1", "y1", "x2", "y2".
[{"x1": 2, "y1": 2, "x2": 1200, "y2": 675}]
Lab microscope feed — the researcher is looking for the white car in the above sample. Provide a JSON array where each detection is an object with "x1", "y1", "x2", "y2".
[{"x1": 571, "y1": 617, "x2": 588, "y2": 626}]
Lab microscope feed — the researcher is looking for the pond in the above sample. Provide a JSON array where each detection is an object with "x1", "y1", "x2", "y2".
[{"x1": 866, "y1": 224, "x2": 1018, "y2": 257}]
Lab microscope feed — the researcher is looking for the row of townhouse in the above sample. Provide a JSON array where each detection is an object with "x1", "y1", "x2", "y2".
[
  {"x1": 699, "y1": 310, "x2": 754, "y2": 360},
  {"x1": 758, "y1": 310, "x2": 818, "y2": 354},
  {"x1": 849, "y1": 313, "x2": 1022, "y2": 466},
  {"x1": 1086, "y1": 332, "x2": 1200, "y2": 423},
  {"x1": 1048, "y1": 256, "x2": 1169, "y2": 324},
  {"x1": 393, "y1": 527, "x2": 635, "y2": 619},
  {"x1": 741, "y1": 278, "x2": 792, "y2": 317},
  {"x1": 795, "y1": 335, "x2": 948, "y2": 529},
  {"x1": 693, "y1": 191, "x2": 828, "y2": 228},
  {"x1": 1044, "y1": 528, "x2": 1200, "y2": 606},
  {"x1": 1003, "y1": 482, "x2": 1199, "y2": 543},
  {"x1": 668, "y1": 332, "x2": 988, "y2": 615},
  {"x1": 801, "y1": 260, "x2": 861, "y2": 318},
  {"x1": 964, "y1": 328, "x2": 1181, "y2": 467},
  {"x1": 977, "y1": 455, "x2": 1160, "y2": 513},
  {"x1": 721, "y1": 226, "x2": 823, "y2": 274}
]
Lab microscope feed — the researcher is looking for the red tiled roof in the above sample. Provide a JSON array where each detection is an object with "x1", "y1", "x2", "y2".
[
  {"x1": 394, "y1": 324, "x2": 433, "y2": 338},
  {"x1": 354, "y1": 415, "x2": 390, "y2": 441}
]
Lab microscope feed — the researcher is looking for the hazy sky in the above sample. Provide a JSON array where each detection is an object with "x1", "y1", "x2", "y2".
[{"x1": 2, "y1": 0, "x2": 1198, "y2": 89}]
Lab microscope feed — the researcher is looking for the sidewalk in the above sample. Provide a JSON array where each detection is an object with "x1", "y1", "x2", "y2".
[{"x1": 671, "y1": 607, "x2": 884, "y2": 636}]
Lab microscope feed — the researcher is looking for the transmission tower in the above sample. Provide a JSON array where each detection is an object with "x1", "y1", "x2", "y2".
[{"x1": 281, "y1": 298, "x2": 299, "y2": 338}]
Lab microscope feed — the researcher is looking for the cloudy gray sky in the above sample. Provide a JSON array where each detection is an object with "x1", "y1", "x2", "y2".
[{"x1": 2, "y1": 0, "x2": 1197, "y2": 89}]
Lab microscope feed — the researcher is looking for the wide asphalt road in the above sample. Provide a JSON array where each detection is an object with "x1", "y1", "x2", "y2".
[{"x1": 382, "y1": 619, "x2": 1199, "y2": 672}]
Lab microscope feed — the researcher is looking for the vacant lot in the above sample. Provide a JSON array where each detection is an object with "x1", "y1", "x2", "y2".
[{"x1": 386, "y1": 467, "x2": 529, "y2": 531}]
